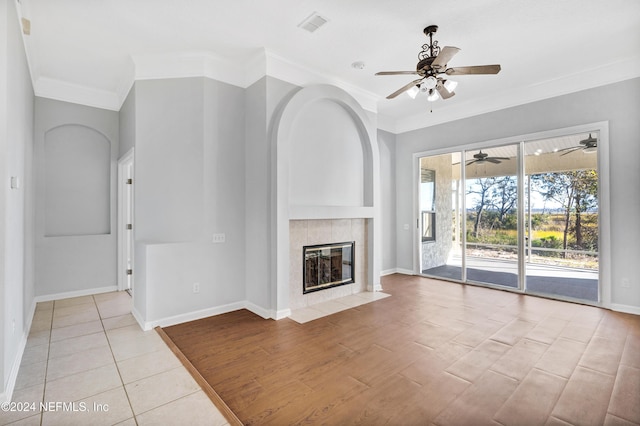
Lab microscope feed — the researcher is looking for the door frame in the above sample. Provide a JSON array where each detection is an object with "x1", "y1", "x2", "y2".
[
  {"x1": 412, "y1": 121, "x2": 610, "y2": 308},
  {"x1": 117, "y1": 148, "x2": 135, "y2": 292}
]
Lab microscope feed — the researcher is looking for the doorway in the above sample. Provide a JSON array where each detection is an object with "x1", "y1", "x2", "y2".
[
  {"x1": 418, "y1": 126, "x2": 605, "y2": 305},
  {"x1": 117, "y1": 148, "x2": 134, "y2": 293}
]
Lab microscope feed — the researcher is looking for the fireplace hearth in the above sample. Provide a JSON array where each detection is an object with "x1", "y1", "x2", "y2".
[{"x1": 303, "y1": 241, "x2": 355, "y2": 293}]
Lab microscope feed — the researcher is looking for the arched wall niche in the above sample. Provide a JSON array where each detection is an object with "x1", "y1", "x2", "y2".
[
  {"x1": 43, "y1": 124, "x2": 112, "y2": 237},
  {"x1": 288, "y1": 96, "x2": 372, "y2": 208},
  {"x1": 272, "y1": 84, "x2": 382, "y2": 317}
]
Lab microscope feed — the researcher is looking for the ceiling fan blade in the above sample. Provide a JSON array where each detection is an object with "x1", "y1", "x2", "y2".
[
  {"x1": 556, "y1": 145, "x2": 579, "y2": 153},
  {"x1": 560, "y1": 147, "x2": 582, "y2": 156},
  {"x1": 431, "y1": 46, "x2": 460, "y2": 70},
  {"x1": 486, "y1": 158, "x2": 501, "y2": 164},
  {"x1": 445, "y1": 65, "x2": 501, "y2": 75},
  {"x1": 375, "y1": 71, "x2": 419, "y2": 76},
  {"x1": 386, "y1": 79, "x2": 423, "y2": 99},
  {"x1": 466, "y1": 159, "x2": 480, "y2": 165},
  {"x1": 491, "y1": 157, "x2": 511, "y2": 160},
  {"x1": 436, "y1": 81, "x2": 455, "y2": 99}
]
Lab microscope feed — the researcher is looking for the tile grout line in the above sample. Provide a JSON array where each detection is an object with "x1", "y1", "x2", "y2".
[
  {"x1": 38, "y1": 301, "x2": 55, "y2": 426},
  {"x1": 95, "y1": 293, "x2": 140, "y2": 426}
]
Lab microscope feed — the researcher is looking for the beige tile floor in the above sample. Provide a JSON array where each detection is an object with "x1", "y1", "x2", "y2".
[{"x1": 0, "y1": 292, "x2": 229, "y2": 426}]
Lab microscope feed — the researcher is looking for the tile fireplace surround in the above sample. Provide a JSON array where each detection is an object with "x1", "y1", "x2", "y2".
[{"x1": 289, "y1": 219, "x2": 368, "y2": 310}]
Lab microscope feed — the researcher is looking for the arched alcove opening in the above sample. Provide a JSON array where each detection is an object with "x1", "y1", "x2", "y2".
[{"x1": 272, "y1": 85, "x2": 381, "y2": 317}]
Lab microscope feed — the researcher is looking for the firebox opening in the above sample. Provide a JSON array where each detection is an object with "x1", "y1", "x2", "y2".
[{"x1": 303, "y1": 241, "x2": 355, "y2": 294}]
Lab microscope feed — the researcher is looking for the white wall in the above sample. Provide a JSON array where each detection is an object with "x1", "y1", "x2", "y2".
[
  {"x1": 34, "y1": 98, "x2": 119, "y2": 297},
  {"x1": 395, "y1": 78, "x2": 640, "y2": 312},
  {"x1": 1, "y1": 0, "x2": 35, "y2": 400}
]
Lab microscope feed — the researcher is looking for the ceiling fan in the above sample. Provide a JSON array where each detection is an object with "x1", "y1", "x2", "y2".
[
  {"x1": 466, "y1": 151, "x2": 510, "y2": 165},
  {"x1": 556, "y1": 133, "x2": 598, "y2": 156},
  {"x1": 376, "y1": 25, "x2": 501, "y2": 101}
]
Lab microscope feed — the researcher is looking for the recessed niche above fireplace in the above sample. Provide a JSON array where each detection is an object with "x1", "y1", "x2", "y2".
[{"x1": 303, "y1": 241, "x2": 355, "y2": 294}]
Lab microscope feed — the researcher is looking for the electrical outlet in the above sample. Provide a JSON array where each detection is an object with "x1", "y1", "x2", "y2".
[
  {"x1": 212, "y1": 233, "x2": 226, "y2": 243},
  {"x1": 193, "y1": 282, "x2": 200, "y2": 294},
  {"x1": 621, "y1": 278, "x2": 630, "y2": 288}
]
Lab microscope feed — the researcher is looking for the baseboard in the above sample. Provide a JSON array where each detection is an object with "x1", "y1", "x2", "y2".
[
  {"x1": 131, "y1": 306, "x2": 149, "y2": 331},
  {"x1": 381, "y1": 268, "x2": 415, "y2": 276},
  {"x1": 1, "y1": 299, "x2": 37, "y2": 402},
  {"x1": 145, "y1": 301, "x2": 247, "y2": 330},
  {"x1": 610, "y1": 303, "x2": 640, "y2": 316},
  {"x1": 273, "y1": 308, "x2": 292, "y2": 320},
  {"x1": 34, "y1": 285, "x2": 119, "y2": 303}
]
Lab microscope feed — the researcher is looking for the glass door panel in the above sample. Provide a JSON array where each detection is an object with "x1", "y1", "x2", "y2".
[
  {"x1": 464, "y1": 145, "x2": 519, "y2": 288},
  {"x1": 524, "y1": 134, "x2": 599, "y2": 302},
  {"x1": 419, "y1": 153, "x2": 462, "y2": 281}
]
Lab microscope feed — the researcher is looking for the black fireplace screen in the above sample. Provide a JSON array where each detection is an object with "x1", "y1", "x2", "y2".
[{"x1": 303, "y1": 241, "x2": 355, "y2": 294}]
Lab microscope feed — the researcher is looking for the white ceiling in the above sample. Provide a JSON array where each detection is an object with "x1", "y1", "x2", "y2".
[{"x1": 16, "y1": 0, "x2": 640, "y2": 133}]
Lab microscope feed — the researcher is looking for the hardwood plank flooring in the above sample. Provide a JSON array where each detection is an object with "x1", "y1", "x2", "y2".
[{"x1": 162, "y1": 274, "x2": 640, "y2": 425}]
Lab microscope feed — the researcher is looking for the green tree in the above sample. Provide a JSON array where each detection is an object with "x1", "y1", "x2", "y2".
[{"x1": 532, "y1": 170, "x2": 598, "y2": 255}]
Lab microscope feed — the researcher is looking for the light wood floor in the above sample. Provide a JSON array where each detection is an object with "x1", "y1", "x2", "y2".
[{"x1": 162, "y1": 274, "x2": 640, "y2": 425}]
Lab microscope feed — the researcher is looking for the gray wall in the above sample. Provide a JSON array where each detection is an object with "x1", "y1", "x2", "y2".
[
  {"x1": 244, "y1": 76, "x2": 299, "y2": 311},
  {"x1": 395, "y1": 78, "x2": 640, "y2": 310},
  {"x1": 133, "y1": 77, "x2": 247, "y2": 322},
  {"x1": 377, "y1": 130, "x2": 397, "y2": 273},
  {"x1": 34, "y1": 98, "x2": 119, "y2": 296},
  {"x1": 1, "y1": 0, "x2": 35, "y2": 399}
]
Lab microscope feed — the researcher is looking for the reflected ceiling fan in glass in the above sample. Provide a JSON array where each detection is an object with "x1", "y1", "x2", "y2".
[
  {"x1": 556, "y1": 133, "x2": 598, "y2": 156},
  {"x1": 466, "y1": 150, "x2": 510, "y2": 165}
]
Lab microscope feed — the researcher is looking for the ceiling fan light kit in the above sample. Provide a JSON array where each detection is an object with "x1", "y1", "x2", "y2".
[{"x1": 376, "y1": 25, "x2": 501, "y2": 103}]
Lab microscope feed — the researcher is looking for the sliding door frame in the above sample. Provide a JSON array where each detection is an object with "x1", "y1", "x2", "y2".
[{"x1": 412, "y1": 121, "x2": 610, "y2": 308}]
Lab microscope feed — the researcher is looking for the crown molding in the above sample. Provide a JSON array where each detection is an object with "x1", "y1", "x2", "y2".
[
  {"x1": 33, "y1": 77, "x2": 121, "y2": 111},
  {"x1": 392, "y1": 55, "x2": 640, "y2": 135},
  {"x1": 262, "y1": 50, "x2": 380, "y2": 113},
  {"x1": 31, "y1": 49, "x2": 381, "y2": 115}
]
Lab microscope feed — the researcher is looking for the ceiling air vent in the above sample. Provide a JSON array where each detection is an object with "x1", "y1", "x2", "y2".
[{"x1": 298, "y1": 12, "x2": 329, "y2": 33}]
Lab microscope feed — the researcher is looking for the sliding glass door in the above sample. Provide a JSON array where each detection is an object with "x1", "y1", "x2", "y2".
[
  {"x1": 418, "y1": 131, "x2": 600, "y2": 304},
  {"x1": 523, "y1": 135, "x2": 599, "y2": 302},
  {"x1": 464, "y1": 144, "x2": 519, "y2": 289}
]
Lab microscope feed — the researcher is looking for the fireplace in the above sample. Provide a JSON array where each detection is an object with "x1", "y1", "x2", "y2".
[{"x1": 303, "y1": 241, "x2": 355, "y2": 294}]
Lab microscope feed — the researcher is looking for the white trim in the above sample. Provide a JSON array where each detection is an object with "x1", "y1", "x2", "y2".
[
  {"x1": 1, "y1": 333, "x2": 27, "y2": 403},
  {"x1": 392, "y1": 59, "x2": 640, "y2": 134},
  {"x1": 134, "y1": 300, "x2": 290, "y2": 331},
  {"x1": 140, "y1": 301, "x2": 246, "y2": 330},
  {"x1": 386, "y1": 268, "x2": 415, "y2": 276},
  {"x1": 289, "y1": 206, "x2": 374, "y2": 220},
  {"x1": 34, "y1": 77, "x2": 121, "y2": 111},
  {"x1": 0, "y1": 299, "x2": 36, "y2": 403},
  {"x1": 117, "y1": 148, "x2": 135, "y2": 292},
  {"x1": 34, "y1": 285, "x2": 118, "y2": 303},
  {"x1": 272, "y1": 308, "x2": 292, "y2": 320},
  {"x1": 610, "y1": 304, "x2": 640, "y2": 316},
  {"x1": 131, "y1": 306, "x2": 148, "y2": 331},
  {"x1": 132, "y1": 51, "x2": 248, "y2": 89},
  {"x1": 263, "y1": 50, "x2": 379, "y2": 113},
  {"x1": 243, "y1": 301, "x2": 272, "y2": 320}
]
